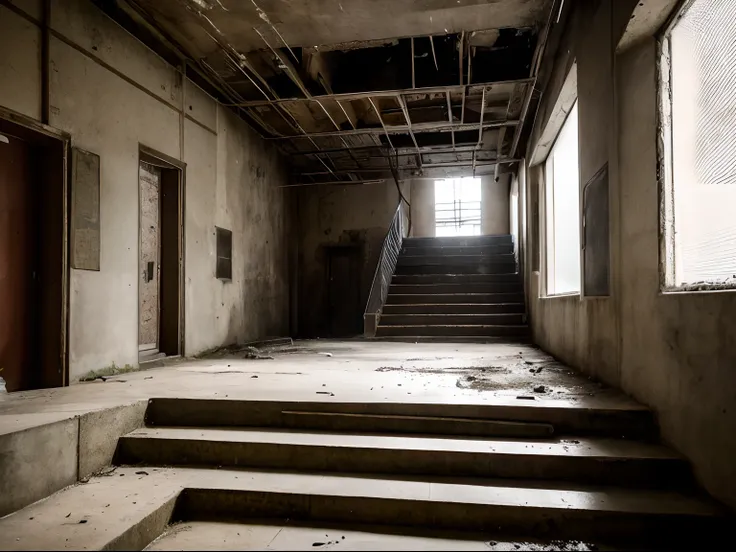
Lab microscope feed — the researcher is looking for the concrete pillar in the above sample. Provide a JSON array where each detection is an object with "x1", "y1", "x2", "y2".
[
  {"x1": 481, "y1": 174, "x2": 511, "y2": 235},
  {"x1": 410, "y1": 179, "x2": 435, "y2": 237}
]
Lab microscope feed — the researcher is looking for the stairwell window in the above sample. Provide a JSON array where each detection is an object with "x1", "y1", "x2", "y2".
[
  {"x1": 660, "y1": 0, "x2": 736, "y2": 290},
  {"x1": 434, "y1": 177, "x2": 481, "y2": 237},
  {"x1": 544, "y1": 101, "x2": 581, "y2": 295}
]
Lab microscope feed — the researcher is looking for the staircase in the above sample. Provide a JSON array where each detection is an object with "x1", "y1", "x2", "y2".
[
  {"x1": 376, "y1": 234, "x2": 529, "y2": 341},
  {"x1": 0, "y1": 398, "x2": 727, "y2": 549},
  {"x1": 117, "y1": 400, "x2": 723, "y2": 549}
]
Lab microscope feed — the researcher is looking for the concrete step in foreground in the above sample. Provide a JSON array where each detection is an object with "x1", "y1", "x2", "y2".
[
  {"x1": 144, "y1": 398, "x2": 658, "y2": 439},
  {"x1": 146, "y1": 520, "x2": 636, "y2": 551},
  {"x1": 117, "y1": 428, "x2": 692, "y2": 488},
  {"x1": 0, "y1": 466, "x2": 724, "y2": 550}
]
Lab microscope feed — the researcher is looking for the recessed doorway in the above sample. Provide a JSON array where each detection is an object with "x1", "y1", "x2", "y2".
[
  {"x1": 138, "y1": 146, "x2": 184, "y2": 363},
  {"x1": 0, "y1": 112, "x2": 69, "y2": 392}
]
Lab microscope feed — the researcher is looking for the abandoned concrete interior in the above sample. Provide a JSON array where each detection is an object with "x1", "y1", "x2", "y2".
[{"x1": 1, "y1": 0, "x2": 735, "y2": 549}]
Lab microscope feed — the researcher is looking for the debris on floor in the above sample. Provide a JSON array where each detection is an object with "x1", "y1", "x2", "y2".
[{"x1": 243, "y1": 346, "x2": 274, "y2": 360}]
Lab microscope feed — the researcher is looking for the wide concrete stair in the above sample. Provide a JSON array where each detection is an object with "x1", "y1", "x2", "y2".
[
  {"x1": 92, "y1": 398, "x2": 727, "y2": 549},
  {"x1": 377, "y1": 234, "x2": 529, "y2": 341}
]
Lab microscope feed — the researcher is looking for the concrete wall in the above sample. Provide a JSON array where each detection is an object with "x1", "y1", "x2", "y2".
[
  {"x1": 0, "y1": 0, "x2": 290, "y2": 380},
  {"x1": 296, "y1": 181, "x2": 408, "y2": 337},
  {"x1": 518, "y1": 0, "x2": 736, "y2": 511}
]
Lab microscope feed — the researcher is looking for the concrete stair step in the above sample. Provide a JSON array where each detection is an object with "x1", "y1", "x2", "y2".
[
  {"x1": 380, "y1": 313, "x2": 526, "y2": 326},
  {"x1": 144, "y1": 399, "x2": 657, "y2": 439},
  {"x1": 0, "y1": 467, "x2": 724, "y2": 549},
  {"x1": 389, "y1": 283, "x2": 522, "y2": 294},
  {"x1": 382, "y1": 303, "x2": 526, "y2": 315},
  {"x1": 175, "y1": 472, "x2": 724, "y2": 547},
  {"x1": 118, "y1": 428, "x2": 691, "y2": 488},
  {"x1": 386, "y1": 292, "x2": 524, "y2": 304},
  {"x1": 401, "y1": 245, "x2": 514, "y2": 256},
  {"x1": 146, "y1": 520, "x2": 636, "y2": 551},
  {"x1": 404, "y1": 235, "x2": 513, "y2": 247},
  {"x1": 392, "y1": 273, "x2": 521, "y2": 284},
  {"x1": 375, "y1": 324, "x2": 530, "y2": 337},
  {"x1": 395, "y1": 263, "x2": 517, "y2": 275},
  {"x1": 398, "y1": 254, "x2": 516, "y2": 266}
]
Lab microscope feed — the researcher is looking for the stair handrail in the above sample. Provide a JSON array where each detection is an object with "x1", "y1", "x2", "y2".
[{"x1": 364, "y1": 202, "x2": 408, "y2": 337}]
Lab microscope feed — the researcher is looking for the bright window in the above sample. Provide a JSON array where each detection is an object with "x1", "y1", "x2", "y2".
[
  {"x1": 544, "y1": 101, "x2": 580, "y2": 295},
  {"x1": 661, "y1": 0, "x2": 736, "y2": 289},
  {"x1": 434, "y1": 177, "x2": 481, "y2": 237}
]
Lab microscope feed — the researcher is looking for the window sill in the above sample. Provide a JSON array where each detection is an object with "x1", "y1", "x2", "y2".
[
  {"x1": 541, "y1": 292, "x2": 580, "y2": 300},
  {"x1": 660, "y1": 286, "x2": 736, "y2": 297}
]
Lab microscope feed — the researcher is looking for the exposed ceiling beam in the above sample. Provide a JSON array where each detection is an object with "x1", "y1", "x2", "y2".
[
  {"x1": 288, "y1": 143, "x2": 504, "y2": 157},
  {"x1": 223, "y1": 78, "x2": 534, "y2": 108},
  {"x1": 270, "y1": 119, "x2": 518, "y2": 140}
]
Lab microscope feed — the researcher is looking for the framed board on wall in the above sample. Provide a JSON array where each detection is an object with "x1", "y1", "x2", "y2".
[{"x1": 71, "y1": 148, "x2": 100, "y2": 271}]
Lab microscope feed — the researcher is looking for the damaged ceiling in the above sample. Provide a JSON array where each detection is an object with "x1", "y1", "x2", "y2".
[{"x1": 99, "y1": 0, "x2": 556, "y2": 185}]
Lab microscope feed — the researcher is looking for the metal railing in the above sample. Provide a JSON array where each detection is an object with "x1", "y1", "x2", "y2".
[{"x1": 364, "y1": 202, "x2": 409, "y2": 336}]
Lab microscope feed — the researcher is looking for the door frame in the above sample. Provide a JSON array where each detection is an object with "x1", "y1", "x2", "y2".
[
  {"x1": 325, "y1": 243, "x2": 362, "y2": 337},
  {"x1": 0, "y1": 106, "x2": 71, "y2": 387},
  {"x1": 137, "y1": 144, "x2": 186, "y2": 358}
]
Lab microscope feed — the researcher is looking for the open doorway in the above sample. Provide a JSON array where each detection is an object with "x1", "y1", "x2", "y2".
[
  {"x1": 0, "y1": 112, "x2": 69, "y2": 392},
  {"x1": 434, "y1": 177, "x2": 482, "y2": 236},
  {"x1": 138, "y1": 146, "x2": 184, "y2": 363}
]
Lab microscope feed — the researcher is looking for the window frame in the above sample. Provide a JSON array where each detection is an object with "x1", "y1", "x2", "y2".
[
  {"x1": 657, "y1": 0, "x2": 736, "y2": 293},
  {"x1": 542, "y1": 99, "x2": 582, "y2": 298},
  {"x1": 215, "y1": 226, "x2": 233, "y2": 281}
]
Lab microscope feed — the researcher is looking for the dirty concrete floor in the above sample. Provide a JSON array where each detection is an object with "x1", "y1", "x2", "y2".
[{"x1": 0, "y1": 340, "x2": 643, "y2": 437}]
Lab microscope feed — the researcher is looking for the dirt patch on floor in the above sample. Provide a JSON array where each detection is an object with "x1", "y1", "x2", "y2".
[{"x1": 375, "y1": 353, "x2": 610, "y2": 401}]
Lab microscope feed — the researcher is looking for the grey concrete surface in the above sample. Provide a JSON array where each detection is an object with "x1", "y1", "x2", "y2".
[
  {"x1": 0, "y1": 418, "x2": 77, "y2": 517},
  {"x1": 77, "y1": 400, "x2": 147, "y2": 480}
]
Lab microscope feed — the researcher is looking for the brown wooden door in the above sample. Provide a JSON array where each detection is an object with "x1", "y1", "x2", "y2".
[{"x1": 0, "y1": 135, "x2": 34, "y2": 392}]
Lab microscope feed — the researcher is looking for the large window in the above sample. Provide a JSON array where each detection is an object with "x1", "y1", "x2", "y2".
[
  {"x1": 661, "y1": 0, "x2": 736, "y2": 290},
  {"x1": 544, "y1": 101, "x2": 580, "y2": 295},
  {"x1": 434, "y1": 177, "x2": 481, "y2": 237}
]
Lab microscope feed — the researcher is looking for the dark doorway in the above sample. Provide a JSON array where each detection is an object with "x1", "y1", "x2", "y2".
[
  {"x1": 0, "y1": 114, "x2": 68, "y2": 392},
  {"x1": 138, "y1": 147, "x2": 184, "y2": 362},
  {"x1": 326, "y1": 246, "x2": 361, "y2": 337}
]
